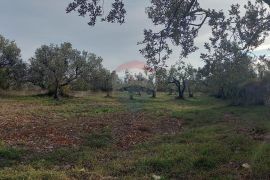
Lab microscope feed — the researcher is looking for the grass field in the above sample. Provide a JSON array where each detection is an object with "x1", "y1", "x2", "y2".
[{"x1": 0, "y1": 92, "x2": 269, "y2": 179}]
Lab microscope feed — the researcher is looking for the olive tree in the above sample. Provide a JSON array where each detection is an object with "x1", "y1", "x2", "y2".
[
  {"x1": 168, "y1": 61, "x2": 184, "y2": 99},
  {"x1": 200, "y1": 1, "x2": 270, "y2": 98},
  {"x1": 29, "y1": 42, "x2": 89, "y2": 99},
  {"x1": 0, "y1": 35, "x2": 27, "y2": 89},
  {"x1": 103, "y1": 70, "x2": 118, "y2": 97},
  {"x1": 168, "y1": 61, "x2": 198, "y2": 99},
  {"x1": 74, "y1": 53, "x2": 110, "y2": 92}
]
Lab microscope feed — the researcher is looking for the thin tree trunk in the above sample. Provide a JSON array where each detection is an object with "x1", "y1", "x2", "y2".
[
  {"x1": 175, "y1": 79, "x2": 184, "y2": 99},
  {"x1": 54, "y1": 85, "x2": 60, "y2": 100},
  {"x1": 152, "y1": 72, "x2": 157, "y2": 98},
  {"x1": 152, "y1": 89, "x2": 156, "y2": 98},
  {"x1": 177, "y1": 84, "x2": 183, "y2": 99},
  {"x1": 181, "y1": 79, "x2": 186, "y2": 98},
  {"x1": 187, "y1": 81, "x2": 193, "y2": 97},
  {"x1": 105, "y1": 78, "x2": 111, "y2": 97}
]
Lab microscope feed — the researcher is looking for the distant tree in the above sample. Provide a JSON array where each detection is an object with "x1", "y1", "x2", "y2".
[
  {"x1": 104, "y1": 70, "x2": 118, "y2": 97},
  {"x1": 140, "y1": 40, "x2": 170, "y2": 98},
  {"x1": 123, "y1": 71, "x2": 136, "y2": 100},
  {"x1": 134, "y1": 72, "x2": 146, "y2": 96},
  {"x1": 124, "y1": 70, "x2": 131, "y2": 84},
  {"x1": 184, "y1": 64, "x2": 197, "y2": 97},
  {"x1": 122, "y1": 70, "x2": 149, "y2": 99},
  {"x1": 79, "y1": 53, "x2": 110, "y2": 92},
  {"x1": 29, "y1": 42, "x2": 89, "y2": 99},
  {"x1": 156, "y1": 68, "x2": 169, "y2": 92},
  {"x1": 69, "y1": 53, "x2": 105, "y2": 91},
  {"x1": 167, "y1": 61, "x2": 198, "y2": 99},
  {"x1": 168, "y1": 61, "x2": 187, "y2": 99},
  {"x1": 0, "y1": 35, "x2": 27, "y2": 89},
  {"x1": 167, "y1": 82, "x2": 176, "y2": 95}
]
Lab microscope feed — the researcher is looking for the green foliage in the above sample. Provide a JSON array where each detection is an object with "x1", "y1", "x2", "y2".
[
  {"x1": 28, "y1": 43, "x2": 105, "y2": 99},
  {"x1": 0, "y1": 142, "x2": 22, "y2": 167},
  {"x1": 168, "y1": 61, "x2": 198, "y2": 98},
  {"x1": 232, "y1": 73, "x2": 270, "y2": 105},
  {"x1": 0, "y1": 35, "x2": 27, "y2": 89},
  {"x1": 72, "y1": 53, "x2": 110, "y2": 92},
  {"x1": 199, "y1": 1, "x2": 270, "y2": 100}
]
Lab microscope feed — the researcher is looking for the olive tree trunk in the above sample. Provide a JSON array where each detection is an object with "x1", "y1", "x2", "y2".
[
  {"x1": 169, "y1": 78, "x2": 186, "y2": 99},
  {"x1": 54, "y1": 85, "x2": 60, "y2": 100}
]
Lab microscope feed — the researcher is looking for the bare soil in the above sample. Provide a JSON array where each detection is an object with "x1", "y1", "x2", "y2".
[{"x1": 0, "y1": 103, "x2": 183, "y2": 151}]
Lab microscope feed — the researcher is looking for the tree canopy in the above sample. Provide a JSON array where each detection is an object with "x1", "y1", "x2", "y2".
[
  {"x1": 29, "y1": 42, "x2": 90, "y2": 99},
  {"x1": 66, "y1": 0, "x2": 270, "y2": 57}
]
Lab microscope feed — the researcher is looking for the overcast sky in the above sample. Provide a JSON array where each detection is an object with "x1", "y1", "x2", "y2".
[{"x1": 0, "y1": 0, "x2": 269, "y2": 70}]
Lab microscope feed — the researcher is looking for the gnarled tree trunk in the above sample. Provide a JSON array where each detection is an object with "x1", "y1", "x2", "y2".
[{"x1": 169, "y1": 78, "x2": 186, "y2": 99}]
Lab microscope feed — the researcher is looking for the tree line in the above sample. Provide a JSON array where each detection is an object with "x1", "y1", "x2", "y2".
[
  {"x1": 2, "y1": 0, "x2": 270, "y2": 104},
  {"x1": 1, "y1": 32, "x2": 270, "y2": 105},
  {"x1": 0, "y1": 36, "x2": 116, "y2": 99}
]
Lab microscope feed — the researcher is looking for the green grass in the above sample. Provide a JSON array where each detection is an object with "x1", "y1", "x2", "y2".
[
  {"x1": 0, "y1": 92, "x2": 269, "y2": 179},
  {"x1": 0, "y1": 166, "x2": 68, "y2": 180},
  {"x1": 84, "y1": 128, "x2": 113, "y2": 148},
  {"x1": 0, "y1": 142, "x2": 23, "y2": 168}
]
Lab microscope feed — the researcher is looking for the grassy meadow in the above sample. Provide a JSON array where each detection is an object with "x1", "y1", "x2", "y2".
[{"x1": 0, "y1": 92, "x2": 269, "y2": 179}]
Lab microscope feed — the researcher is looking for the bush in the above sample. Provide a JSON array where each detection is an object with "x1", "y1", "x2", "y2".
[{"x1": 232, "y1": 77, "x2": 270, "y2": 105}]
